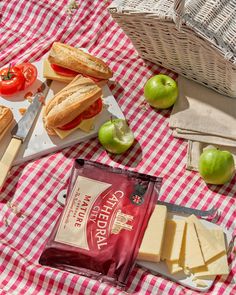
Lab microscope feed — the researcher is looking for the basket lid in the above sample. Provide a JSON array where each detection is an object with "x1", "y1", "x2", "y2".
[{"x1": 109, "y1": 0, "x2": 236, "y2": 63}]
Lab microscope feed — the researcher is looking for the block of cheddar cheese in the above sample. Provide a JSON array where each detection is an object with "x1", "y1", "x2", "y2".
[
  {"x1": 161, "y1": 219, "x2": 186, "y2": 261},
  {"x1": 137, "y1": 205, "x2": 167, "y2": 263}
]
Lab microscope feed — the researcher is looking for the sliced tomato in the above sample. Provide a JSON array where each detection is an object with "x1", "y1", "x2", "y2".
[
  {"x1": 58, "y1": 98, "x2": 103, "y2": 130},
  {"x1": 51, "y1": 64, "x2": 102, "y2": 82},
  {"x1": 0, "y1": 66, "x2": 26, "y2": 95},
  {"x1": 51, "y1": 64, "x2": 78, "y2": 77},
  {"x1": 17, "y1": 63, "x2": 37, "y2": 89},
  {"x1": 82, "y1": 98, "x2": 103, "y2": 119},
  {"x1": 58, "y1": 113, "x2": 83, "y2": 130},
  {"x1": 83, "y1": 74, "x2": 102, "y2": 82}
]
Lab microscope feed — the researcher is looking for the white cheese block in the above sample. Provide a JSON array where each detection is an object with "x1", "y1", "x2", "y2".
[
  {"x1": 192, "y1": 228, "x2": 229, "y2": 278},
  {"x1": 179, "y1": 220, "x2": 205, "y2": 269},
  {"x1": 43, "y1": 59, "x2": 74, "y2": 83},
  {"x1": 161, "y1": 219, "x2": 186, "y2": 261},
  {"x1": 187, "y1": 215, "x2": 225, "y2": 262},
  {"x1": 137, "y1": 205, "x2": 167, "y2": 263},
  {"x1": 53, "y1": 117, "x2": 95, "y2": 139}
]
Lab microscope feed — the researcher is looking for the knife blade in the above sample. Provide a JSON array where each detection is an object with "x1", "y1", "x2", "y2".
[
  {"x1": 157, "y1": 200, "x2": 218, "y2": 217},
  {"x1": 0, "y1": 79, "x2": 52, "y2": 188}
]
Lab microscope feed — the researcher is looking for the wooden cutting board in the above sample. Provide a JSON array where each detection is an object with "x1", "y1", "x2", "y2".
[{"x1": 0, "y1": 59, "x2": 124, "y2": 166}]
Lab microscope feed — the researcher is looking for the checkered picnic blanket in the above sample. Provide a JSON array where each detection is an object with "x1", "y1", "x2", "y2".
[{"x1": 0, "y1": 1, "x2": 235, "y2": 294}]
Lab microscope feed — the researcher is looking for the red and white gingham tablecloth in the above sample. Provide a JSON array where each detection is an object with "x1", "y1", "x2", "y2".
[{"x1": 0, "y1": 1, "x2": 235, "y2": 294}]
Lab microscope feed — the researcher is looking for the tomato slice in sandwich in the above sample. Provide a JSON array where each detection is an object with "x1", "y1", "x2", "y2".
[
  {"x1": 58, "y1": 113, "x2": 83, "y2": 130},
  {"x1": 58, "y1": 98, "x2": 103, "y2": 130},
  {"x1": 82, "y1": 98, "x2": 103, "y2": 119},
  {"x1": 51, "y1": 64, "x2": 78, "y2": 77},
  {"x1": 51, "y1": 64, "x2": 102, "y2": 82}
]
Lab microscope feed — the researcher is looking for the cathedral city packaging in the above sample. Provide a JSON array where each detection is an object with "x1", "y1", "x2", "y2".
[{"x1": 39, "y1": 159, "x2": 162, "y2": 287}]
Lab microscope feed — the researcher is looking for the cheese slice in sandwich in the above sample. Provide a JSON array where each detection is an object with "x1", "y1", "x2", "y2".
[
  {"x1": 43, "y1": 59, "x2": 74, "y2": 83},
  {"x1": 53, "y1": 117, "x2": 95, "y2": 139},
  {"x1": 43, "y1": 75, "x2": 103, "y2": 138}
]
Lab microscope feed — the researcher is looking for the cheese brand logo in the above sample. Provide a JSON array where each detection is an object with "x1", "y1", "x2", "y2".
[
  {"x1": 54, "y1": 175, "x2": 135, "y2": 250},
  {"x1": 92, "y1": 190, "x2": 126, "y2": 249},
  {"x1": 111, "y1": 210, "x2": 134, "y2": 234}
]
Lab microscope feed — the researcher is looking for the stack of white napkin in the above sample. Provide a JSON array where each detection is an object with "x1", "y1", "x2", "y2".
[{"x1": 169, "y1": 76, "x2": 236, "y2": 170}]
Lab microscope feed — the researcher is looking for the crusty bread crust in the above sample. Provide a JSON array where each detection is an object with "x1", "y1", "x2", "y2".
[
  {"x1": 43, "y1": 75, "x2": 102, "y2": 130},
  {"x1": 48, "y1": 42, "x2": 113, "y2": 80},
  {"x1": 0, "y1": 105, "x2": 14, "y2": 140}
]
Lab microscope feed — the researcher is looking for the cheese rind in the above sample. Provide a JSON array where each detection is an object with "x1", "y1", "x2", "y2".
[
  {"x1": 179, "y1": 220, "x2": 205, "y2": 269},
  {"x1": 192, "y1": 229, "x2": 229, "y2": 278},
  {"x1": 137, "y1": 205, "x2": 167, "y2": 263},
  {"x1": 161, "y1": 219, "x2": 186, "y2": 261},
  {"x1": 188, "y1": 215, "x2": 225, "y2": 262}
]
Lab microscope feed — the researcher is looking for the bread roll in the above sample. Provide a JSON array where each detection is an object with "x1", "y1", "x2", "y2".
[
  {"x1": 0, "y1": 105, "x2": 14, "y2": 140},
  {"x1": 43, "y1": 75, "x2": 102, "y2": 134},
  {"x1": 48, "y1": 42, "x2": 113, "y2": 80}
]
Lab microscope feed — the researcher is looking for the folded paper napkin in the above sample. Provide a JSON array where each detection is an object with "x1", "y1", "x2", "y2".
[
  {"x1": 186, "y1": 141, "x2": 236, "y2": 171},
  {"x1": 169, "y1": 76, "x2": 236, "y2": 147}
]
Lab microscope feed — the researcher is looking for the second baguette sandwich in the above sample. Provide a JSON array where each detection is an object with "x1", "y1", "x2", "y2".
[{"x1": 43, "y1": 75, "x2": 103, "y2": 138}]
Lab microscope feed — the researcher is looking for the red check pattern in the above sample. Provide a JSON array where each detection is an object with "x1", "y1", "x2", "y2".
[{"x1": 0, "y1": 1, "x2": 235, "y2": 294}]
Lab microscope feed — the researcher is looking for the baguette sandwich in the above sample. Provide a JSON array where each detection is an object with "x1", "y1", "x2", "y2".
[
  {"x1": 43, "y1": 42, "x2": 113, "y2": 86},
  {"x1": 0, "y1": 105, "x2": 14, "y2": 141},
  {"x1": 43, "y1": 75, "x2": 103, "y2": 139}
]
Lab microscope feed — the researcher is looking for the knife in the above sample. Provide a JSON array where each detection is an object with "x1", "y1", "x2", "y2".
[
  {"x1": 157, "y1": 200, "x2": 218, "y2": 217},
  {"x1": 0, "y1": 79, "x2": 52, "y2": 188}
]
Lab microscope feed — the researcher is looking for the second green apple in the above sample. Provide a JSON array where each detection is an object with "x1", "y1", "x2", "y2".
[
  {"x1": 98, "y1": 119, "x2": 134, "y2": 154},
  {"x1": 144, "y1": 74, "x2": 178, "y2": 109}
]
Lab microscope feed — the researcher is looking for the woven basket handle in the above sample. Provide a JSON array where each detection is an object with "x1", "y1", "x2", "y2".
[{"x1": 173, "y1": 0, "x2": 186, "y2": 30}]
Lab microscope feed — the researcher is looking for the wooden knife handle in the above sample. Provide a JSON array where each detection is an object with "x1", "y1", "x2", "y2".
[{"x1": 0, "y1": 137, "x2": 22, "y2": 188}]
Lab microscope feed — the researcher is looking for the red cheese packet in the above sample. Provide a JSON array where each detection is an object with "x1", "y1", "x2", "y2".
[{"x1": 39, "y1": 159, "x2": 162, "y2": 288}]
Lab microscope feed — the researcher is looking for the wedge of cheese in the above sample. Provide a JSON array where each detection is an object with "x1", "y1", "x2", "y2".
[
  {"x1": 179, "y1": 220, "x2": 205, "y2": 269},
  {"x1": 137, "y1": 205, "x2": 167, "y2": 263},
  {"x1": 53, "y1": 117, "x2": 95, "y2": 139},
  {"x1": 43, "y1": 59, "x2": 74, "y2": 83},
  {"x1": 187, "y1": 215, "x2": 225, "y2": 262},
  {"x1": 161, "y1": 219, "x2": 186, "y2": 261},
  {"x1": 192, "y1": 228, "x2": 229, "y2": 278}
]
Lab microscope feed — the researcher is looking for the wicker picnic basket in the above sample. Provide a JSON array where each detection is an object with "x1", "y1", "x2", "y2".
[{"x1": 108, "y1": 0, "x2": 236, "y2": 97}]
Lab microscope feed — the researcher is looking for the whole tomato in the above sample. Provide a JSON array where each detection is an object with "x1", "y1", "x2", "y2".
[
  {"x1": 0, "y1": 65, "x2": 26, "y2": 96},
  {"x1": 0, "y1": 63, "x2": 37, "y2": 96}
]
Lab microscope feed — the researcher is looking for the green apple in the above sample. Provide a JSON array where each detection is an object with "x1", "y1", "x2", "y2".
[
  {"x1": 144, "y1": 74, "x2": 178, "y2": 109},
  {"x1": 98, "y1": 119, "x2": 134, "y2": 154},
  {"x1": 198, "y1": 147, "x2": 235, "y2": 185}
]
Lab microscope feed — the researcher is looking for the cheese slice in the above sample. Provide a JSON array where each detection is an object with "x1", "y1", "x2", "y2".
[
  {"x1": 43, "y1": 59, "x2": 74, "y2": 83},
  {"x1": 192, "y1": 229, "x2": 229, "y2": 278},
  {"x1": 166, "y1": 260, "x2": 183, "y2": 274},
  {"x1": 161, "y1": 219, "x2": 186, "y2": 261},
  {"x1": 53, "y1": 117, "x2": 95, "y2": 139},
  {"x1": 137, "y1": 205, "x2": 167, "y2": 263},
  {"x1": 179, "y1": 220, "x2": 205, "y2": 269},
  {"x1": 187, "y1": 215, "x2": 225, "y2": 262}
]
